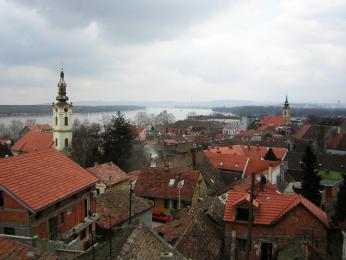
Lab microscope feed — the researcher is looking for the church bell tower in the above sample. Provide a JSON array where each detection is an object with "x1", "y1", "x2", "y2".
[
  {"x1": 282, "y1": 95, "x2": 290, "y2": 120},
  {"x1": 52, "y1": 64, "x2": 73, "y2": 153}
]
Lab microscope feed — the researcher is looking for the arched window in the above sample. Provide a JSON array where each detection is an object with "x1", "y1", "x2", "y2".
[
  {"x1": 55, "y1": 138, "x2": 58, "y2": 147},
  {"x1": 64, "y1": 116, "x2": 68, "y2": 126},
  {"x1": 65, "y1": 138, "x2": 69, "y2": 147},
  {"x1": 55, "y1": 116, "x2": 58, "y2": 126}
]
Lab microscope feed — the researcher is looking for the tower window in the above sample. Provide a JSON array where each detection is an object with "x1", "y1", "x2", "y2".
[
  {"x1": 64, "y1": 116, "x2": 68, "y2": 126},
  {"x1": 55, "y1": 138, "x2": 58, "y2": 147},
  {"x1": 55, "y1": 116, "x2": 58, "y2": 126},
  {"x1": 65, "y1": 138, "x2": 69, "y2": 147}
]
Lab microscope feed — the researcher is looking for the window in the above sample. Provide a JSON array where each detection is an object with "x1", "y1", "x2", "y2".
[
  {"x1": 164, "y1": 199, "x2": 177, "y2": 209},
  {"x1": 4, "y1": 227, "x2": 15, "y2": 235},
  {"x1": 236, "y1": 207, "x2": 250, "y2": 221},
  {"x1": 55, "y1": 116, "x2": 58, "y2": 126},
  {"x1": 55, "y1": 138, "x2": 58, "y2": 147},
  {"x1": 236, "y1": 238, "x2": 247, "y2": 251},
  {"x1": 168, "y1": 179, "x2": 175, "y2": 187},
  {"x1": 65, "y1": 138, "x2": 68, "y2": 147},
  {"x1": 59, "y1": 212, "x2": 64, "y2": 224},
  {"x1": 0, "y1": 191, "x2": 4, "y2": 207},
  {"x1": 64, "y1": 116, "x2": 68, "y2": 126}
]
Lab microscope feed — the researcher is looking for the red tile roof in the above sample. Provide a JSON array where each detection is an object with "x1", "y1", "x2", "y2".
[
  {"x1": 207, "y1": 145, "x2": 287, "y2": 160},
  {"x1": 87, "y1": 162, "x2": 129, "y2": 186},
  {"x1": 260, "y1": 116, "x2": 288, "y2": 126},
  {"x1": 12, "y1": 126, "x2": 53, "y2": 153},
  {"x1": 295, "y1": 124, "x2": 312, "y2": 139},
  {"x1": 233, "y1": 129, "x2": 257, "y2": 139},
  {"x1": 134, "y1": 168, "x2": 201, "y2": 201},
  {"x1": 328, "y1": 133, "x2": 346, "y2": 151},
  {"x1": 0, "y1": 237, "x2": 57, "y2": 259},
  {"x1": 0, "y1": 149, "x2": 97, "y2": 212},
  {"x1": 204, "y1": 151, "x2": 281, "y2": 177},
  {"x1": 224, "y1": 191, "x2": 329, "y2": 227}
]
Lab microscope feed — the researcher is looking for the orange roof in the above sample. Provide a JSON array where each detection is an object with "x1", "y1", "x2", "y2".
[
  {"x1": 204, "y1": 151, "x2": 248, "y2": 173},
  {"x1": 0, "y1": 237, "x2": 57, "y2": 259},
  {"x1": 0, "y1": 139, "x2": 10, "y2": 145},
  {"x1": 328, "y1": 133, "x2": 344, "y2": 149},
  {"x1": 0, "y1": 149, "x2": 97, "y2": 212},
  {"x1": 295, "y1": 124, "x2": 312, "y2": 139},
  {"x1": 260, "y1": 116, "x2": 288, "y2": 126},
  {"x1": 204, "y1": 151, "x2": 281, "y2": 176},
  {"x1": 87, "y1": 162, "x2": 129, "y2": 186},
  {"x1": 224, "y1": 191, "x2": 329, "y2": 227},
  {"x1": 12, "y1": 127, "x2": 53, "y2": 153},
  {"x1": 233, "y1": 129, "x2": 257, "y2": 139},
  {"x1": 207, "y1": 145, "x2": 287, "y2": 160}
]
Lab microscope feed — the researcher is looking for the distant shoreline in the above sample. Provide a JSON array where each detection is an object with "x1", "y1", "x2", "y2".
[{"x1": 0, "y1": 105, "x2": 145, "y2": 117}]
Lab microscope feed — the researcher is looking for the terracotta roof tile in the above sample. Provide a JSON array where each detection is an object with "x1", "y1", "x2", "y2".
[
  {"x1": 0, "y1": 237, "x2": 57, "y2": 259},
  {"x1": 295, "y1": 124, "x2": 312, "y2": 139},
  {"x1": 328, "y1": 134, "x2": 346, "y2": 151},
  {"x1": 204, "y1": 151, "x2": 281, "y2": 176},
  {"x1": 12, "y1": 127, "x2": 53, "y2": 153},
  {"x1": 224, "y1": 191, "x2": 329, "y2": 227},
  {"x1": 260, "y1": 116, "x2": 288, "y2": 126},
  {"x1": 207, "y1": 145, "x2": 287, "y2": 160},
  {"x1": 87, "y1": 162, "x2": 129, "y2": 186},
  {"x1": 133, "y1": 168, "x2": 200, "y2": 201},
  {"x1": 130, "y1": 125, "x2": 146, "y2": 135},
  {"x1": 0, "y1": 149, "x2": 97, "y2": 212}
]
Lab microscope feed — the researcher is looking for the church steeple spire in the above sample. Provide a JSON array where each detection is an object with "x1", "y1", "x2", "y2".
[
  {"x1": 56, "y1": 63, "x2": 69, "y2": 102},
  {"x1": 284, "y1": 95, "x2": 289, "y2": 108}
]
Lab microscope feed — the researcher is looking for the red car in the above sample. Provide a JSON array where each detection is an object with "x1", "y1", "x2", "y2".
[{"x1": 152, "y1": 210, "x2": 170, "y2": 223}]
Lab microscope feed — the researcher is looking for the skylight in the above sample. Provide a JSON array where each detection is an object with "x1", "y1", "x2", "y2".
[{"x1": 168, "y1": 179, "x2": 175, "y2": 187}]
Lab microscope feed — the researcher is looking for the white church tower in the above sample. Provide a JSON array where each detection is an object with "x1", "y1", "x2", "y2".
[{"x1": 52, "y1": 65, "x2": 73, "y2": 153}]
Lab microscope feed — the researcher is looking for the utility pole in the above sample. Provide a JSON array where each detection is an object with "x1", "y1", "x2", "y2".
[
  {"x1": 129, "y1": 182, "x2": 133, "y2": 224},
  {"x1": 108, "y1": 215, "x2": 112, "y2": 259},
  {"x1": 245, "y1": 172, "x2": 255, "y2": 260}
]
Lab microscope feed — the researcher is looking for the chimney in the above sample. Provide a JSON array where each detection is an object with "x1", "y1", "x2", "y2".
[
  {"x1": 94, "y1": 161, "x2": 98, "y2": 167},
  {"x1": 150, "y1": 158, "x2": 157, "y2": 168},
  {"x1": 256, "y1": 144, "x2": 259, "y2": 150}
]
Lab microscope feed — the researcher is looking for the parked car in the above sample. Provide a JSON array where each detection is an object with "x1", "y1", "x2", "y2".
[{"x1": 152, "y1": 210, "x2": 170, "y2": 223}]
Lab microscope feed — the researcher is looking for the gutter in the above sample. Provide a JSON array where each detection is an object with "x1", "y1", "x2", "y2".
[{"x1": 242, "y1": 158, "x2": 250, "y2": 179}]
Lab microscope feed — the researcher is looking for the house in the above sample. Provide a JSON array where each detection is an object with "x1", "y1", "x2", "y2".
[
  {"x1": 130, "y1": 125, "x2": 147, "y2": 142},
  {"x1": 154, "y1": 196, "x2": 225, "y2": 260},
  {"x1": 133, "y1": 167, "x2": 207, "y2": 215},
  {"x1": 95, "y1": 189, "x2": 153, "y2": 237},
  {"x1": 224, "y1": 190, "x2": 329, "y2": 259},
  {"x1": 0, "y1": 236, "x2": 57, "y2": 259},
  {"x1": 78, "y1": 222, "x2": 186, "y2": 260},
  {"x1": 87, "y1": 162, "x2": 130, "y2": 194},
  {"x1": 223, "y1": 121, "x2": 245, "y2": 138},
  {"x1": 11, "y1": 124, "x2": 53, "y2": 154},
  {"x1": 0, "y1": 149, "x2": 98, "y2": 250}
]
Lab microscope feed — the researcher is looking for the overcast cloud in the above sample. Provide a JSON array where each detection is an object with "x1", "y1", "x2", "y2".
[{"x1": 0, "y1": 0, "x2": 346, "y2": 104}]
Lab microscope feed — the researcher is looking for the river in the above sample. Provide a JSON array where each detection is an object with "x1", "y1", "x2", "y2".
[{"x1": 0, "y1": 107, "x2": 214, "y2": 126}]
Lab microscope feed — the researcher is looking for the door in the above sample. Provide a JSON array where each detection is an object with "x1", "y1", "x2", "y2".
[
  {"x1": 48, "y1": 216, "x2": 58, "y2": 240},
  {"x1": 261, "y1": 242, "x2": 272, "y2": 260}
]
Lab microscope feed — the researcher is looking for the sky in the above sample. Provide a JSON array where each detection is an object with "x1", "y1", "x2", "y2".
[{"x1": 0, "y1": 0, "x2": 346, "y2": 105}]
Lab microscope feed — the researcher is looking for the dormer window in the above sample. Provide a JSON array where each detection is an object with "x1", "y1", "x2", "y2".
[
  {"x1": 168, "y1": 179, "x2": 175, "y2": 187},
  {"x1": 236, "y1": 207, "x2": 250, "y2": 221}
]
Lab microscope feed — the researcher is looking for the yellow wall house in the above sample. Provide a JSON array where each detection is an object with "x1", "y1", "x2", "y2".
[
  {"x1": 87, "y1": 162, "x2": 130, "y2": 194},
  {"x1": 133, "y1": 167, "x2": 207, "y2": 215}
]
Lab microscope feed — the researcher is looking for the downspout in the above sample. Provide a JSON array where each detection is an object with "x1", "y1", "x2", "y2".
[{"x1": 242, "y1": 158, "x2": 250, "y2": 179}]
